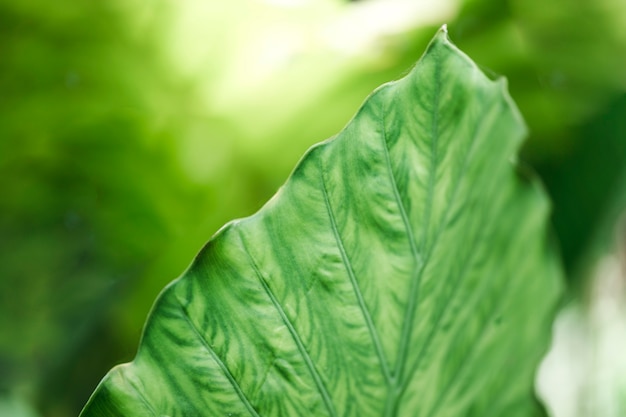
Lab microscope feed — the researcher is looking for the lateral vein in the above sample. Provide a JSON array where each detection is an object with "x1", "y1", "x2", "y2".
[
  {"x1": 318, "y1": 155, "x2": 393, "y2": 385},
  {"x1": 396, "y1": 96, "x2": 505, "y2": 398},
  {"x1": 381, "y1": 55, "x2": 440, "y2": 416},
  {"x1": 238, "y1": 230, "x2": 339, "y2": 417},
  {"x1": 123, "y1": 370, "x2": 159, "y2": 417},
  {"x1": 175, "y1": 300, "x2": 261, "y2": 417}
]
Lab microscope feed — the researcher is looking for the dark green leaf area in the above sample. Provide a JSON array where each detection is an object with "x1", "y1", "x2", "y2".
[{"x1": 81, "y1": 27, "x2": 562, "y2": 417}]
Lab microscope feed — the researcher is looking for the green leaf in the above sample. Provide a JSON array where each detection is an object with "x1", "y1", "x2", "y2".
[{"x1": 80, "y1": 27, "x2": 562, "y2": 417}]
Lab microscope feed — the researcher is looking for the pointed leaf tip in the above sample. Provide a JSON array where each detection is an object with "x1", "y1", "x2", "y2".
[{"x1": 432, "y1": 24, "x2": 451, "y2": 45}]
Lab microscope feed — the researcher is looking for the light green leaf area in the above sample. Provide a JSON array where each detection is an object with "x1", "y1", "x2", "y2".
[{"x1": 81, "y1": 27, "x2": 562, "y2": 417}]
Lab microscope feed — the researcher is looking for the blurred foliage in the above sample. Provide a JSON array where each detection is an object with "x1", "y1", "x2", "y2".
[
  {"x1": 537, "y1": 200, "x2": 626, "y2": 417},
  {"x1": 0, "y1": 0, "x2": 624, "y2": 416},
  {"x1": 0, "y1": 395, "x2": 39, "y2": 417},
  {"x1": 0, "y1": 1, "x2": 196, "y2": 413}
]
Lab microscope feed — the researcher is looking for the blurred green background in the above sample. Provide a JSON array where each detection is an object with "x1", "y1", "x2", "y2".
[{"x1": 0, "y1": 0, "x2": 625, "y2": 416}]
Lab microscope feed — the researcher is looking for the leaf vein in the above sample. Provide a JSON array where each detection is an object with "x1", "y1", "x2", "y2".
[
  {"x1": 381, "y1": 56, "x2": 441, "y2": 416},
  {"x1": 238, "y1": 230, "x2": 338, "y2": 417},
  {"x1": 384, "y1": 77, "x2": 440, "y2": 375},
  {"x1": 424, "y1": 258, "x2": 523, "y2": 417},
  {"x1": 175, "y1": 299, "x2": 261, "y2": 417},
  {"x1": 317, "y1": 154, "x2": 393, "y2": 385},
  {"x1": 397, "y1": 91, "x2": 505, "y2": 398},
  {"x1": 123, "y1": 370, "x2": 159, "y2": 417}
]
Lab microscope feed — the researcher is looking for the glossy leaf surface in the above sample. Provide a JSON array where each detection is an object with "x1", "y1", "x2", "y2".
[{"x1": 81, "y1": 27, "x2": 562, "y2": 417}]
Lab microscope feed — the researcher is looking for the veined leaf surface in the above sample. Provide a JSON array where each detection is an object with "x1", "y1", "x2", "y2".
[{"x1": 81, "y1": 27, "x2": 562, "y2": 417}]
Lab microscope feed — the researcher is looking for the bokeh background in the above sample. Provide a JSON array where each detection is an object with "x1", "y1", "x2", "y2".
[{"x1": 0, "y1": 0, "x2": 625, "y2": 416}]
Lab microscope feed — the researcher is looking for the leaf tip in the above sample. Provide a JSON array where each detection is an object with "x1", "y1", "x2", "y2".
[
  {"x1": 418, "y1": 24, "x2": 454, "y2": 64},
  {"x1": 431, "y1": 23, "x2": 451, "y2": 47}
]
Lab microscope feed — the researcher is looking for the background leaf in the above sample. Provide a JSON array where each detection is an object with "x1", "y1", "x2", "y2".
[{"x1": 81, "y1": 28, "x2": 562, "y2": 417}]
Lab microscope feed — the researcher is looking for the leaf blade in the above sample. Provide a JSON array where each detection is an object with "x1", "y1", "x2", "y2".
[{"x1": 81, "y1": 26, "x2": 562, "y2": 417}]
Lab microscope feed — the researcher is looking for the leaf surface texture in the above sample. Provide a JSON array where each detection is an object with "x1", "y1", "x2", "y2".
[{"x1": 81, "y1": 27, "x2": 562, "y2": 417}]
